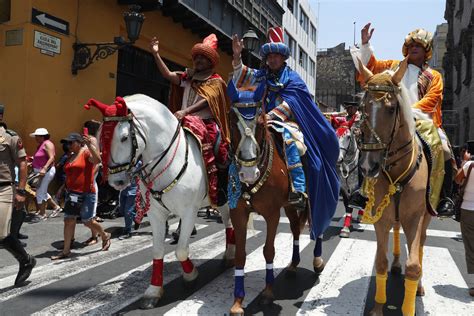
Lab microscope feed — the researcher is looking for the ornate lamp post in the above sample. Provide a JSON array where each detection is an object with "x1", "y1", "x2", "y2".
[
  {"x1": 71, "y1": 5, "x2": 145, "y2": 75},
  {"x1": 242, "y1": 29, "x2": 259, "y2": 67}
]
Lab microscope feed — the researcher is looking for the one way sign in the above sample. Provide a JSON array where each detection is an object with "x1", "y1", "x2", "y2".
[{"x1": 32, "y1": 8, "x2": 69, "y2": 36}]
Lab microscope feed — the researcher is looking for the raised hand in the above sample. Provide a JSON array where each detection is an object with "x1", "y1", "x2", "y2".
[
  {"x1": 232, "y1": 34, "x2": 244, "y2": 56},
  {"x1": 150, "y1": 37, "x2": 160, "y2": 54},
  {"x1": 361, "y1": 23, "x2": 374, "y2": 45}
]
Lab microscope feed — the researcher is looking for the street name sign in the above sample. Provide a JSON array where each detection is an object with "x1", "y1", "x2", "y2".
[
  {"x1": 32, "y1": 8, "x2": 69, "y2": 36},
  {"x1": 34, "y1": 31, "x2": 61, "y2": 55}
]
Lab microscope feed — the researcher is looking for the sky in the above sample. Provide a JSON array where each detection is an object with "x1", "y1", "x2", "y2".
[{"x1": 308, "y1": 0, "x2": 447, "y2": 60}]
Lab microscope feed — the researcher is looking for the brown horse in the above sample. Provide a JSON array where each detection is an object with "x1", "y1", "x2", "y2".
[
  {"x1": 226, "y1": 84, "x2": 322, "y2": 315},
  {"x1": 357, "y1": 59, "x2": 431, "y2": 316}
]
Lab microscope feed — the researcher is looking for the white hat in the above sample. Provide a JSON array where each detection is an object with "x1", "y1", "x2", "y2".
[{"x1": 29, "y1": 128, "x2": 49, "y2": 137}]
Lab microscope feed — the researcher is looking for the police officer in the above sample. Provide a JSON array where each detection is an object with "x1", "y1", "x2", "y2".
[{"x1": 0, "y1": 104, "x2": 36, "y2": 286}]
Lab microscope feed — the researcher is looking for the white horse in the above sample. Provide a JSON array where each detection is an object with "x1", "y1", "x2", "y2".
[
  {"x1": 88, "y1": 94, "x2": 235, "y2": 309},
  {"x1": 333, "y1": 120, "x2": 362, "y2": 237}
]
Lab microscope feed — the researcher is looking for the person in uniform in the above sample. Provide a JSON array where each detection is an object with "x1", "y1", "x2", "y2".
[{"x1": 0, "y1": 110, "x2": 36, "y2": 286}]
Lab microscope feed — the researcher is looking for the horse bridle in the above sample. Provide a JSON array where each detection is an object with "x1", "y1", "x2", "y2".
[
  {"x1": 232, "y1": 101, "x2": 264, "y2": 168},
  {"x1": 358, "y1": 84, "x2": 402, "y2": 161},
  {"x1": 106, "y1": 113, "x2": 181, "y2": 180}
]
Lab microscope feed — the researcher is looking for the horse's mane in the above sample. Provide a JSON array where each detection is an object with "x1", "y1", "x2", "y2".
[
  {"x1": 122, "y1": 94, "x2": 172, "y2": 120},
  {"x1": 366, "y1": 71, "x2": 415, "y2": 136}
]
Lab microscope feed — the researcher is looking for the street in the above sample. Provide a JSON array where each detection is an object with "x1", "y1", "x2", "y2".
[{"x1": 0, "y1": 200, "x2": 472, "y2": 315}]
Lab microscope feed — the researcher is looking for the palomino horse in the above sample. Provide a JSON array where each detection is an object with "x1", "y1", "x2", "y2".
[
  {"x1": 226, "y1": 84, "x2": 323, "y2": 315},
  {"x1": 357, "y1": 59, "x2": 430, "y2": 316},
  {"x1": 85, "y1": 94, "x2": 235, "y2": 309},
  {"x1": 332, "y1": 115, "x2": 363, "y2": 238}
]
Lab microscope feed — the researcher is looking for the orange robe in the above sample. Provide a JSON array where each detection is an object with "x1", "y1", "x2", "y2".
[{"x1": 357, "y1": 54, "x2": 444, "y2": 128}]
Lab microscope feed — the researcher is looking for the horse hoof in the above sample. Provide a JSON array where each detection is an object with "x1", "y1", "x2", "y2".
[
  {"x1": 140, "y1": 297, "x2": 161, "y2": 310},
  {"x1": 183, "y1": 267, "x2": 199, "y2": 283},
  {"x1": 230, "y1": 308, "x2": 244, "y2": 316},
  {"x1": 417, "y1": 286, "x2": 425, "y2": 296},
  {"x1": 285, "y1": 261, "x2": 298, "y2": 278},
  {"x1": 260, "y1": 294, "x2": 274, "y2": 305},
  {"x1": 368, "y1": 302, "x2": 384, "y2": 316},
  {"x1": 390, "y1": 265, "x2": 402, "y2": 275},
  {"x1": 313, "y1": 258, "x2": 325, "y2": 275},
  {"x1": 339, "y1": 230, "x2": 350, "y2": 238},
  {"x1": 230, "y1": 299, "x2": 244, "y2": 316}
]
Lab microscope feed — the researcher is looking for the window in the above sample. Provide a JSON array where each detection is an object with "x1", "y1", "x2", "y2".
[
  {"x1": 300, "y1": 8, "x2": 309, "y2": 33},
  {"x1": 287, "y1": 0, "x2": 294, "y2": 14},
  {"x1": 309, "y1": 58, "x2": 316, "y2": 78},
  {"x1": 310, "y1": 24, "x2": 317, "y2": 44},
  {"x1": 285, "y1": 31, "x2": 296, "y2": 57},
  {"x1": 299, "y1": 46, "x2": 307, "y2": 69}
]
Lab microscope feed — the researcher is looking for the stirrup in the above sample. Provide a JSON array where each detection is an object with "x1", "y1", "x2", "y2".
[
  {"x1": 288, "y1": 192, "x2": 307, "y2": 209},
  {"x1": 436, "y1": 197, "x2": 455, "y2": 218}
]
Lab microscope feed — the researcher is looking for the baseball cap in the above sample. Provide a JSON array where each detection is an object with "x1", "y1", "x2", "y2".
[
  {"x1": 60, "y1": 132, "x2": 83, "y2": 143},
  {"x1": 29, "y1": 128, "x2": 50, "y2": 137}
]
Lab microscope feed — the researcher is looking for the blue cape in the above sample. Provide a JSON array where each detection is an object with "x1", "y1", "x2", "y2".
[{"x1": 258, "y1": 66, "x2": 340, "y2": 239}]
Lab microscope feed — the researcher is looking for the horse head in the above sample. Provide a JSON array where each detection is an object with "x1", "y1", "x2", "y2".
[
  {"x1": 227, "y1": 81, "x2": 266, "y2": 185},
  {"x1": 86, "y1": 95, "x2": 173, "y2": 190},
  {"x1": 357, "y1": 58, "x2": 414, "y2": 178}
]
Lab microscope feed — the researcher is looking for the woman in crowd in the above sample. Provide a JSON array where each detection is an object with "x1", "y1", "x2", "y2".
[
  {"x1": 30, "y1": 128, "x2": 56, "y2": 219},
  {"x1": 51, "y1": 132, "x2": 111, "y2": 260}
]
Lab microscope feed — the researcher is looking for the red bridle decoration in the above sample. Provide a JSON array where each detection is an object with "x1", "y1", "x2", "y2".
[{"x1": 84, "y1": 97, "x2": 129, "y2": 181}]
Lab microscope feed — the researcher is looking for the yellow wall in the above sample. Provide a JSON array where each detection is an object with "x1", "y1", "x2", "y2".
[{"x1": 0, "y1": 0, "x2": 233, "y2": 155}]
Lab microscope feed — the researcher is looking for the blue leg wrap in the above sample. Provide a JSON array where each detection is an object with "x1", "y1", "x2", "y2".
[
  {"x1": 234, "y1": 270, "x2": 245, "y2": 298},
  {"x1": 284, "y1": 130, "x2": 306, "y2": 193},
  {"x1": 265, "y1": 264, "x2": 274, "y2": 284},
  {"x1": 313, "y1": 236, "x2": 323, "y2": 257},
  {"x1": 292, "y1": 242, "x2": 300, "y2": 264}
]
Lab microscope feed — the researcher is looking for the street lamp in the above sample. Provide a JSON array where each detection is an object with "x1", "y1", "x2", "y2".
[
  {"x1": 71, "y1": 5, "x2": 145, "y2": 75},
  {"x1": 242, "y1": 29, "x2": 259, "y2": 66}
]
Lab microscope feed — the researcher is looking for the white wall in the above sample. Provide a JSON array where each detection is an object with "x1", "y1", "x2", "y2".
[{"x1": 278, "y1": 0, "x2": 318, "y2": 98}]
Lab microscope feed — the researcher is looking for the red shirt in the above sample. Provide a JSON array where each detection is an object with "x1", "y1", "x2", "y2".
[{"x1": 64, "y1": 149, "x2": 96, "y2": 193}]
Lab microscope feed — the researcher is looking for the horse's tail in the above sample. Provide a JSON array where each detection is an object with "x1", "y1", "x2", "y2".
[{"x1": 247, "y1": 212, "x2": 255, "y2": 235}]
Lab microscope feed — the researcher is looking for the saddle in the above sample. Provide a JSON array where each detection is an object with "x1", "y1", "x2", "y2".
[
  {"x1": 415, "y1": 120, "x2": 444, "y2": 216},
  {"x1": 180, "y1": 115, "x2": 221, "y2": 207}
]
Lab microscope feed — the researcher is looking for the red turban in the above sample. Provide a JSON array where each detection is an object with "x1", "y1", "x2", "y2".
[{"x1": 191, "y1": 33, "x2": 220, "y2": 67}]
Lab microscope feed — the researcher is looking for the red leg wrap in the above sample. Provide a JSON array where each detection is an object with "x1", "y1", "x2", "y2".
[
  {"x1": 358, "y1": 209, "x2": 364, "y2": 216},
  {"x1": 226, "y1": 227, "x2": 235, "y2": 245},
  {"x1": 151, "y1": 259, "x2": 164, "y2": 286},
  {"x1": 344, "y1": 214, "x2": 352, "y2": 227},
  {"x1": 181, "y1": 258, "x2": 194, "y2": 274}
]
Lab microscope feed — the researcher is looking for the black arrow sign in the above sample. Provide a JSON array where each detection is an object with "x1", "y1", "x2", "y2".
[{"x1": 32, "y1": 8, "x2": 69, "y2": 36}]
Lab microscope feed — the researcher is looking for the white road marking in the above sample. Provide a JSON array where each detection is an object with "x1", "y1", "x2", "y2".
[
  {"x1": 416, "y1": 245, "x2": 474, "y2": 315},
  {"x1": 0, "y1": 222, "x2": 204, "y2": 302},
  {"x1": 297, "y1": 238, "x2": 377, "y2": 315},
  {"x1": 33, "y1": 230, "x2": 262, "y2": 315},
  {"x1": 165, "y1": 232, "x2": 311, "y2": 315}
]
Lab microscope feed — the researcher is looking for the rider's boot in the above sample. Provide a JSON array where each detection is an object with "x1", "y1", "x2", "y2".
[
  {"x1": 285, "y1": 130, "x2": 307, "y2": 210},
  {"x1": 348, "y1": 190, "x2": 368, "y2": 211},
  {"x1": 437, "y1": 160, "x2": 455, "y2": 218},
  {"x1": 3, "y1": 235, "x2": 36, "y2": 286}
]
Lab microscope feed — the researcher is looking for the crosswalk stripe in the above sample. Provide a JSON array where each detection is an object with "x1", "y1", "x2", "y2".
[
  {"x1": 33, "y1": 229, "x2": 262, "y2": 315},
  {"x1": 165, "y1": 232, "x2": 311, "y2": 315},
  {"x1": 0, "y1": 222, "x2": 204, "y2": 302},
  {"x1": 336, "y1": 217, "x2": 461, "y2": 239},
  {"x1": 416, "y1": 245, "x2": 474, "y2": 315},
  {"x1": 297, "y1": 238, "x2": 377, "y2": 315}
]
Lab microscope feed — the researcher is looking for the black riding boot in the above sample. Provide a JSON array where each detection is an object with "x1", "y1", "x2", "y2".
[
  {"x1": 3, "y1": 235, "x2": 36, "y2": 286},
  {"x1": 348, "y1": 190, "x2": 368, "y2": 211},
  {"x1": 288, "y1": 191, "x2": 307, "y2": 210},
  {"x1": 437, "y1": 160, "x2": 455, "y2": 218}
]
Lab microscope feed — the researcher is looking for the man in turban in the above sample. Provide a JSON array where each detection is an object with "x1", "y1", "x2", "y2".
[
  {"x1": 351, "y1": 23, "x2": 454, "y2": 217},
  {"x1": 231, "y1": 26, "x2": 340, "y2": 243}
]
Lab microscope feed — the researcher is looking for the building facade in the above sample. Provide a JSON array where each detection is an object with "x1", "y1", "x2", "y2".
[
  {"x1": 277, "y1": 0, "x2": 317, "y2": 99},
  {"x1": 444, "y1": 0, "x2": 474, "y2": 145},
  {"x1": 316, "y1": 43, "x2": 358, "y2": 112},
  {"x1": 0, "y1": 0, "x2": 283, "y2": 153},
  {"x1": 430, "y1": 23, "x2": 448, "y2": 77}
]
